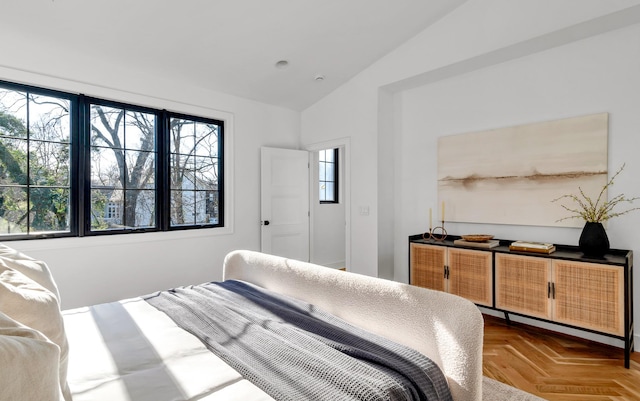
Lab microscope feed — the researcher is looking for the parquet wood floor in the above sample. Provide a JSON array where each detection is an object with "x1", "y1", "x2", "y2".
[{"x1": 482, "y1": 314, "x2": 640, "y2": 400}]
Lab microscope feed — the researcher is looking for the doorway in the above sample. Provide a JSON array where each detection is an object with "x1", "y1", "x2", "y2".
[{"x1": 306, "y1": 138, "x2": 351, "y2": 271}]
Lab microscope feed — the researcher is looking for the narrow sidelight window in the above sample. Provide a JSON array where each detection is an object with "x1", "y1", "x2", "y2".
[{"x1": 319, "y1": 148, "x2": 338, "y2": 203}]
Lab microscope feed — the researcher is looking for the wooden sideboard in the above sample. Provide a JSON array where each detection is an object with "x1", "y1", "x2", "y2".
[{"x1": 408, "y1": 234, "x2": 634, "y2": 368}]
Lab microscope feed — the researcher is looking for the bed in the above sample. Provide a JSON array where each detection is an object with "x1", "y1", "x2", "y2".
[{"x1": 0, "y1": 246, "x2": 543, "y2": 401}]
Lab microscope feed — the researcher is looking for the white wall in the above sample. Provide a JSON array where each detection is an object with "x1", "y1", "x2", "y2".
[
  {"x1": 397, "y1": 24, "x2": 640, "y2": 264},
  {"x1": 0, "y1": 47, "x2": 300, "y2": 309},
  {"x1": 302, "y1": 80, "x2": 381, "y2": 276},
  {"x1": 301, "y1": 0, "x2": 640, "y2": 345}
]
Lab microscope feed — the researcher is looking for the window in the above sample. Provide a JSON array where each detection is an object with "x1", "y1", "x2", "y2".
[
  {"x1": 89, "y1": 102, "x2": 157, "y2": 232},
  {"x1": 169, "y1": 114, "x2": 222, "y2": 227},
  {"x1": 0, "y1": 86, "x2": 73, "y2": 236},
  {"x1": 319, "y1": 148, "x2": 338, "y2": 203},
  {"x1": 0, "y1": 80, "x2": 224, "y2": 240}
]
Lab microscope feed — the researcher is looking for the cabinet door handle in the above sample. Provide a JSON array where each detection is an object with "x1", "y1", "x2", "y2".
[
  {"x1": 552, "y1": 282, "x2": 556, "y2": 299},
  {"x1": 547, "y1": 282, "x2": 551, "y2": 298}
]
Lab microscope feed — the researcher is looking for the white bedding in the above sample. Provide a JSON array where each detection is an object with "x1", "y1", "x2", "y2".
[{"x1": 63, "y1": 297, "x2": 274, "y2": 401}]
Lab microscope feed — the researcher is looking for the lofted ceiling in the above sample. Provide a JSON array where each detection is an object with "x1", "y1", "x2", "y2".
[{"x1": 0, "y1": 0, "x2": 467, "y2": 110}]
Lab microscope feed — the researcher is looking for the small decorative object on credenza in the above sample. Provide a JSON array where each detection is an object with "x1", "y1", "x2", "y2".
[
  {"x1": 453, "y1": 234, "x2": 499, "y2": 249},
  {"x1": 552, "y1": 163, "x2": 640, "y2": 257},
  {"x1": 509, "y1": 241, "x2": 556, "y2": 254},
  {"x1": 424, "y1": 225, "x2": 448, "y2": 242},
  {"x1": 423, "y1": 203, "x2": 448, "y2": 241},
  {"x1": 578, "y1": 222, "x2": 609, "y2": 257}
]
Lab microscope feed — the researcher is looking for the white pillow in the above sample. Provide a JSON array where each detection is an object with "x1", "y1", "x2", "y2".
[
  {"x1": 0, "y1": 311, "x2": 64, "y2": 401},
  {"x1": 0, "y1": 258, "x2": 70, "y2": 400},
  {"x1": 0, "y1": 244, "x2": 61, "y2": 299}
]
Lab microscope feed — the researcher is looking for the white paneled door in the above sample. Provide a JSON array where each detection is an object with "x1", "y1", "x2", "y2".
[{"x1": 260, "y1": 147, "x2": 310, "y2": 261}]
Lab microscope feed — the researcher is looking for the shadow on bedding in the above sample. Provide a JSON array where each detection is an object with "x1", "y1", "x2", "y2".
[{"x1": 90, "y1": 302, "x2": 188, "y2": 401}]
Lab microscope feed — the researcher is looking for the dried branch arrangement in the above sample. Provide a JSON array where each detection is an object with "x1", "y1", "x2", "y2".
[{"x1": 552, "y1": 163, "x2": 640, "y2": 223}]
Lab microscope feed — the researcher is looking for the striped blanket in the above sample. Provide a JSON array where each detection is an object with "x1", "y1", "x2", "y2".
[{"x1": 145, "y1": 280, "x2": 452, "y2": 401}]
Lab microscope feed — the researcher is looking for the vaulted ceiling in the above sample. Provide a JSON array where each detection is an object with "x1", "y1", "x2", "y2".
[{"x1": 0, "y1": 0, "x2": 467, "y2": 110}]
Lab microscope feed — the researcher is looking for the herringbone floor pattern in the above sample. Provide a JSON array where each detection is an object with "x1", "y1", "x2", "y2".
[{"x1": 483, "y1": 314, "x2": 640, "y2": 400}]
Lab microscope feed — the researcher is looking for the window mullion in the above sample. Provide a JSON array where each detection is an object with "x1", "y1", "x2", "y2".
[
  {"x1": 25, "y1": 93, "x2": 31, "y2": 234},
  {"x1": 72, "y1": 94, "x2": 85, "y2": 237},
  {"x1": 158, "y1": 110, "x2": 169, "y2": 230}
]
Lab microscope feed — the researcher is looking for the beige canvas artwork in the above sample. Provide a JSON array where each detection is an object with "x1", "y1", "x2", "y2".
[{"x1": 437, "y1": 113, "x2": 608, "y2": 228}]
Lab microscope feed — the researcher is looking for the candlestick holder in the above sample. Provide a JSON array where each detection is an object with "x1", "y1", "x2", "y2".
[{"x1": 422, "y1": 220, "x2": 448, "y2": 242}]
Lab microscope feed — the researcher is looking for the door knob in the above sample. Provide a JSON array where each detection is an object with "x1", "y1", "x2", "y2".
[{"x1": 263, "y1": 220, "x2": 270, "y2": 226}]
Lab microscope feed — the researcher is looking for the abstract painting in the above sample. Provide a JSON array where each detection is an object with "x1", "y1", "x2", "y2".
[{"x1": 437, "y1": 113, "x2": 608, "y2": 228}]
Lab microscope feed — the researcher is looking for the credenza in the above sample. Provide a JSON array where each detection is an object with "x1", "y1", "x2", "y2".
[{"x1": 408, "y1": 234, "x2": 634, "y2": 368}]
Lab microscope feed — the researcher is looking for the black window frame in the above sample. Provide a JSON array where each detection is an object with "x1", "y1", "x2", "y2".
[
  {"x1": 319, "y1": 147, "x2": 339, "y2": 204},
  {"x1": 0, "y1": 80, "x2": 80, "y2": 240},
  {"x1": 165, "y1": 111, "x2": 224, "y2": 231},
  {"x1": 82, "y1": 96, "x2": 162, "y2": 236},
  {"x1": 0, "y1": 80, "x2": 225, "y2": 240}
]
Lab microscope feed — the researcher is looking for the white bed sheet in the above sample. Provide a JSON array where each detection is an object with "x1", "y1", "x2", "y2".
[{"x1": 63, "y1": 297, "x2": 275, "y2": 401}]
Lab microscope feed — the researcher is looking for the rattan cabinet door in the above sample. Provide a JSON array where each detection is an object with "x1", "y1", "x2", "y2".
[
  {"x1": 410, "y1": 243, "x2": 446, "y2": 291},
  {"x1": 552, "y1": 260, "x2": 624, "y2": 336},
  {"x1": 448, "y1": 248, "x2": 493, "y2": 307},
  {"x1": 495, "y1": 254, "x2": 552, "y2": 319}
]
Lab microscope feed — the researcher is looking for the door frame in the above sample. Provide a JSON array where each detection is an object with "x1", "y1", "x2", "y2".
[{"x1": 305, "y1": 137, "x2": 351, "y2": 271}]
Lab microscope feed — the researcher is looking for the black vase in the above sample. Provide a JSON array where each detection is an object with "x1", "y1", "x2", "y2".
[{"x1": 578, "y1": 222, "x2": 610, "y2": 257}]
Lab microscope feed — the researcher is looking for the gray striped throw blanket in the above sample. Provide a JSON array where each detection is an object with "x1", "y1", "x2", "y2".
[{"x1": 145, "y1": 280, "x2": 453, "y2": 401}]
